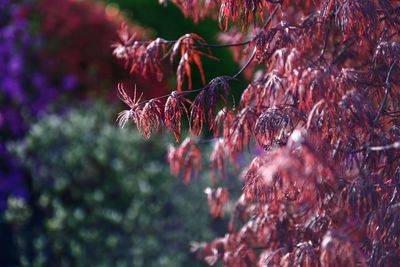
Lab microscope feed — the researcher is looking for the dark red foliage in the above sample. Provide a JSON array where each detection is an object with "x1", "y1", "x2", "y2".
[
  {"x1": 189, "y1": 90, "x2": 207, "y2": 136},
  {"x1": 321, "y1": 0, "x2": 378, "y2": 38},
  {"x1": 213, "y1": 107, "x2": 235, "y2": 140},
  {"x1": 140, "y1": 99, "x2": 164, "y2": 139},
  {"x1": 204, "y1": 187, "x2": 229, "y2": 218},
  {"x1": 160, "y1": 0, "x2": 217, "y2": 23},
  {"x1": 112, "y1": 27, "x2": 168, "y2": 82},
  {"x1": 210, "y1": 138, "x2": 226, "y2": 182},
  {"x1": 228, "y1": 106, "x2": 257, "y2": 155},
  {"x1": 218, "y1": 0, "x2": 284, "y2": 31},
  {"x1": 254, "y1": 106, "x2": 304, "y2": 148},
  {"x1": 116, "y1": 84, "x2": 142, "y2": 128},
  {"x1": 115, "y1": 0, "x2": 400, "y2": 266},
  {"x1": 164, "y1": 91, "x2": 191, "y2": 142},
  {"x1": 171, "y1": 33, "x2": 216, "y2": 91},
  {"x1": 113, "y1": 30, "x2": 217, "y2": 92},
  {"x1": 190, "y1": 76, "x2": 231, "y2": 136},
  {"x1": 167, "y1": 137, "x2": 201, "y2": 184}
]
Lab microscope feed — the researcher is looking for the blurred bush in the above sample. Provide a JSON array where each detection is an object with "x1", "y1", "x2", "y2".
[
  {"x1": 0, "y1": 0, "x2": 78, "y2": 212},
  {"x1": 36, "y1": 0, "x2": 168, "y2": 100},
  {"x1": 0, "y1": 0, "x2": 169, "y2": 212},
  {"x1": 7, "y1": 103, "x2": 213, "y2": 267}
]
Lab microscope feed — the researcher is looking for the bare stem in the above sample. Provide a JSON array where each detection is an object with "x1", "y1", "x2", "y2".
[
  {"x1": 374, "y1": 60, "x2": 397, "y2": 124},
  {"x1": 263, "y1": 4, "x2": 281, "y2": 30},
  {"x1": 235, "y1": 47, "x2": 257, "y2": 79}
]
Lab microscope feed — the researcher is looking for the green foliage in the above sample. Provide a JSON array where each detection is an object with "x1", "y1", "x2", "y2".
[{"x1": 7, "y1": 103, "x2": 213, "y2": 267}]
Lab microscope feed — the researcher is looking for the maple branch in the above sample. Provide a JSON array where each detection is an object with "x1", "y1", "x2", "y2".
[
  {"x1": 369, "y1": 141, "x2": 400, "y2": 151},
  {"x1": 349, "y1": 141, "x2": 400, "y2": 153},
  {"x1": 134, "y1": 47, "x2": 257, "y2": 107},
  {"x1": 126, "y1": 39, "x2": 251, "y2": 49},
  {"x1": 232, "y1": 47, "x2": 257, "y2": 79},
  {"x1": 194, "y1": 40, "x2": 251, "y2": 49},
  {"x1": 263, "y1": 3, "x2": 281, "y2": 30},
  {"x1": 374, "y1": 60, "x2": 397, "y2": 124},
  {"x1": 331, "y1": 38, "x2": 357, "y2": 65}
]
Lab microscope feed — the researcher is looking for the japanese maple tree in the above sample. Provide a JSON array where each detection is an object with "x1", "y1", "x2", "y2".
[{"x1": 113, "y1": 0, "x2": 400, "y2": 266}]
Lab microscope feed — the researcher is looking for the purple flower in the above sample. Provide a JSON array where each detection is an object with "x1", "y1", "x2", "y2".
[
  {"x1": 62, "y1": 74, "x2": 78, "y2": 90},
  {"x1": 0, "y1": 0, "x2": 84, "y2": 210},
  {"x1": 0, "y1": 170, "x2": 27, "y2": 210},
  {"x1": 9, "y1": 54, "x2": 23, "y2": 74},
  {"x1": 32, "y1": 73, "x2": 48, "y2": 88},
  {"x1": 0, "y1": 0, "x2": 10, "y2": 9},
  {"x1": 2, "y1": 77, "x2": 25, "y2": 103}
]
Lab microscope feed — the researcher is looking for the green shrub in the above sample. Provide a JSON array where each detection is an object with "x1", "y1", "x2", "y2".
[{"x1": 7, "y1": 103, "x2": 213, "y2": 267}]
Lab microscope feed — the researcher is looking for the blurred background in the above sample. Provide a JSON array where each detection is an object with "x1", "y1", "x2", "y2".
[{"x1": 0, "y1": 0, "x2": 239, "y2": 266}]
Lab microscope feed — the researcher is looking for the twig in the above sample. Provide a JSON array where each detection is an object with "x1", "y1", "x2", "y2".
[
  {"x1": 374, "y1": 60, "x2": 397, "y2": 124},
  {"x1": 263, "y1": 4, "x2": 281, "y2": 30},
  {"x1": 369, "y1": 141, "x2": 400, "y2": 151},
  {"x1": 233, "y1": 47, "x2": 257, "y2": 79},
  {"x1": 349, "y1": 141, "x2": 400, "y2": 153}
]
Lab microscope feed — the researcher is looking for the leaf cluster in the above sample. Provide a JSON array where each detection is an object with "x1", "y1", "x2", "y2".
[{"x1": 116, "y1": 0, "x2": 400, "y2": 266}]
